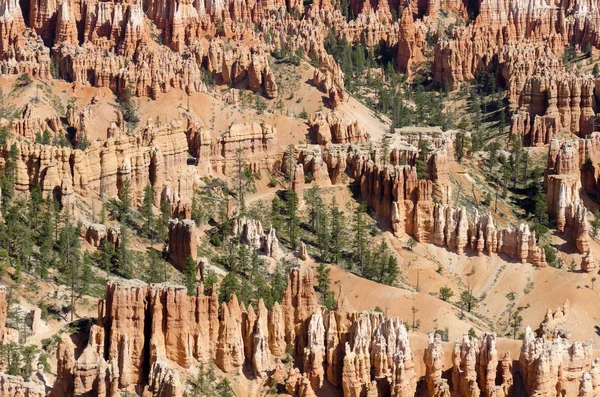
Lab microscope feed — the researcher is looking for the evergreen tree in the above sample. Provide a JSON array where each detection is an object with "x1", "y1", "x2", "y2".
[
  {"x1": 1, "y1": 143, "x2": 19, "y2": 204},
  {"x1": 58, "y1": 209, "x2": 82, "y2": 321},
  {"x1": 590, "y1": 210, "x2": 600, "y2": 240},
  {"x1": 115, "y1": 225, "x2": 132, "y2": 278},
  {"x1": 439, "y1": 286, "x2": 454, "y2": 301},
  {"x1": 219, "y1": 272, "x2": 240, "y2": 304},
  {"x1": 118, "y1": 179, "x2": 132, "y2": 222},
  {"x1": 415, "y1": 140, "x2": 430, "y2": 179},
  {"x1": 142, "y1": 183, "x2": 154, "y2": 236},
  {"x1": 459, "y1": 287, "x2": 478, "y2": 312},
  {"x1": 285, "y1": 190, "x2": 300, "y2": 249},
  {"x1": 305, "y1": 185, "x2": 323, "y2": 232},
  {"x1": 316, "y1": 263, "x2": 336, "y2": 309},
  {"x1": 329, "y1": 197, "x2": 345, "y2": 264},
  {"x1": 160, "y1": 200, "x2": 171, "y2": 226},
  {"x1": 270, "y1": 197, "x2": 284, "y2": 233},
  {"x1": 145, "y1": 250, "x2": 167, "y2": 283},
  {"x1": 353, "y1": 202, "x2": 368, "y2": 272},
  {"x1": 233, "y1": 148, "x2": 257, "y2": 214},
  {"x1": 184, "y1": 256, "x2": 197, "y2": 296}
]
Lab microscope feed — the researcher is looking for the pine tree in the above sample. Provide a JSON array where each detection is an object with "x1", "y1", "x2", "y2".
[
  {"x1": 285, "y1": 190, "x2": 300, "y2": 249},
  {"x1": 219, "y1": 272, "x2": 240, "y2": 304},
  {"x1": 329, "y1": 197, "x2": 345, "y2": 264},
  {"x1": 353, "y1": 202, "x2": 368, "y2": 272},
  {"x1": 116, "y1": 225, "x2": 132, "y2": 278},
  {"x1": 415, "y1": 140, "x2": 430, "y2": 179},
  {"x1": 316, "y1": 204, "x2": 330, "y2": 260},
  {"x1": 234, "y1": 148, "x2": 254, "y2": 214},
  {"x1": 118, "y1": 179, "x2": 132, "y2": 222},
  {"x1": 58, "y1": 208, "x2": 82, "y2": 322},
  {"x1": 1, "y1": 143, "x2": 19, "y2": 204},
  {"x1": 270, "y1": 197, "x2": 284, "y2": 232},
  {"x1": 184, "y1": 256, "x2": 197, "y2": 296},
  {"x1": 142, "y1": 183, "x2": 154, "y2": 236},
  {"x1": 145, "y1": 250, "x2": 167, "y2": 284},
  {"x1": 305, "y1": 185, "x2": 323, "y2": 232},
  {"x1": 316, "y1": 263, "x2": 336, "y2": 309}
]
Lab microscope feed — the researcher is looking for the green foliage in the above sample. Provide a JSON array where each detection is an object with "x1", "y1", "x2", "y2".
[
  {"x1": 460, "y1": 288, "x2": 478, "y2": 312},
  {"x1": 439, "y1": 286, "x2": 454, "y2": 301},
  {"x1": 544, "y1": 245, "x2": 563, "y2": 269},
  {"x1": 316, "y1": 263, "x2": 336, "y2": 309},
  {"x1": 184, "y1": 256, "x2": 197, "y2": 296},
  {"x1": 415, "y1": 140, "x2": 430, "y2": 179},
  {"x1": 186, "y1": 363, "x2": 234, "y2": 397},
  {"x1": 15, "y1": 74, "x2": 33, "y2": 88},
  {"x1": 117, "y1": 86, "x2": 139, "y2": 126},
  {"x1": 562, "y1": 45, "x2": 576, "y2": 64},
  {"x1": 591, "y1": 209, "x2": 600, "y2": 241},
  {"x1": 1, "y1": 143, "x2": 19, "y2": 204},
  {"x1": 218, "y1": 272, "x2": 240, "y2": 304},
  {"x1": 298, "y1": 108, "x2": 308, "y2": 119},
  {"x1": 329, "y1": 196, "x2": 345, "y2": 264},
  {"x1": 233, "y1": 148, "x2": 257, "y2": 214},
  {"x1": 468, "y1": 328, "x2": 477, "y2": 338},
  {"x1": 285, "y1": 190, "x2": 300, "y2": 249},
  {"x1": 510, "y1": 311, "x2": 523, "y2": 339},
  {"x1": 144, "y1": 250, "x2": 168, "y2": 284}
]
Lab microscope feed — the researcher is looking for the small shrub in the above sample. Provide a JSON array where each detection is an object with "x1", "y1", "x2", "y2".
[
  {"x1": 299, "y1": 108, "x2": 308, "y2": 120},
  {"x1": 15, "y1": 74, "x2": 33, "y2": 88}
]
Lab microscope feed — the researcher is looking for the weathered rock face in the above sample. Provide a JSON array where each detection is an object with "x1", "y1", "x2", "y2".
[
  {"x1": 545, "y1": 136, "x2": 594, "y2": 253},
  {"x1": 433, "y1": 0, "x2": 600, "y2": 90},
  {"x1": 232, "y1": 217, "x2": 282, "y2": 259},
  {"x1": 0, "y1": 373, "x2": 46, "y2": 397},
  {"x1": 581, "y1": 250, "x2": 596, "y2": 273},
  {"x1": 51, "y1": 268, "x2": 600, "y2": 397},
  {"x1": 520, "y1": 326, "x2": 593, "y2": 397},
  {"x1": 168, "y1": 218, "x2": 197, "y2": 269},
  {"x1": 85, "y1": 223, "x2": 106, "y2": 247},
  {"x1": 357, "y1": 156, "x2": 546, "y2": 266},
  {"x1": 509, "y1": 71, "x2": 597, "y2": 145},
  {"x1": 188, "y1": 120, "x2": 279, "y2": 176},
  {"x1": 424, "y1": 333, "x2": 450, "y2": 397},
  {"x1": 308, "y1": 111, "x2": 370, "y2": 146},
  {"x1": 537, "y1": 301, "x2": 570, "y2": 341},
  {"x1": 52, "y1": 269, "x2": 319, "y2": 396},
  {"x1": 3, "y1": 119, "x2": 193, "y2": 209}
]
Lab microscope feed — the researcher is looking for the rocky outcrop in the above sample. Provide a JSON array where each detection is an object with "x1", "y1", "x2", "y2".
[
  {"x1": 358, "y1": 158, "x2": 546, "y2": 266},
  {"x1": 187, "y1": 121, "x2": 279, "y2": 176},
  {"x1": 545, "y1": 137, "x2": 593, "y2": 253},
  {"x1": 520, "y1": 326, "x2": 593, "y2": 397},
  {"x1": 52, "y1": 269, "x2": 318, "y2": 396},
  {"x1": 537, "y1": 301, "x2": 570, "y2": 341},
  {"x1": 433, "y1": 0, "x2": 600, "y2": 90},
  {"x1": 581, "y1": 250, "x2": 596, "y2": 273},
  {"x1": 51, "y1": 269, "x2": 600, "y2": 397},
  {"x1": 424, "y1": 333, "x2": 450, "y2": 397},
  {"x1": 308, "y1": 111, "x2": 369, "y2": 146},
  {"x1": 168, "y1": 218, "x2": 197, "y2": 269},
  {"x1": 0, "y1": 373, "x2": 46, "y2": 397},
  {"x1": 2, "y1": 118, "x2": 194, "y2": 211},
  {"x1": 232, "y1": 217, "x2": 282, "y2": 259},
  {"x1": 510, "y1": 72, "x2": 597, "y2": 144}
]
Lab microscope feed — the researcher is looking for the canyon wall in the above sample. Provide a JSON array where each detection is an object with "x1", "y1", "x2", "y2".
[
  {"x1": 545, "y1": 134, "x2": 598, "y2": 253},
  {"x1": 50, "y1": 269, "x2": 598, "y2": 397},
  {"x1": 297, "y1": 131, "x2": 546, "y2": 266}
]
